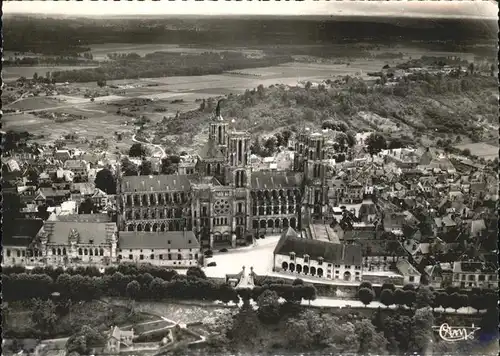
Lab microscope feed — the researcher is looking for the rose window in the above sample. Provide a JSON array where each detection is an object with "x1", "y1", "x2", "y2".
[{"x1": 214, "y1": 199, "x2": 231, "y2": 215}]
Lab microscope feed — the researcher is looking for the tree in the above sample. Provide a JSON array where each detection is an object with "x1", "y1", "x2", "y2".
[
  {"x1": 79, "y1": 198, "x2": 96, "y2": 214},
  {"x1": 461, "y1": 148, "x2": 471, "y2": 157},
  {"x1": 403, "y1": 290, "x2": 416, "y2": 309},
  {"x1": 281, "y1": 129, "x2": 292, "y2": 147},
  {"x1": 230, "y1": 304, "x2": 260, "y2": 347},
  {"x1": 393, "y1": 289, "x2": 405, "y2": 307},
  {"x1": 121, "y1": 157, "x2": 139, "y2": 176},
  {"x1": 366, "y1": 133, "x2": 387, "y2": 156},
  {"x1": 274, "y1": 132, "x2": 284, "y2": 147},
  {"x1": 355, "y1": 319, "x2": 389, "y2": 355},
  {"x1": 31, "y1": 299, "x2": 58, "y2": 333},
  {"x1": 94, "y1": 168, "x2": 116, "y2": 194},
  {"x1": 129, "y1": 143, "x2": 147, "y2": 158},
  {"x1": 411, "y1": 307, "x2": 435, "y2": 353},
  {"x1": 402, "y1": 283, "x2": 416, "y2": 291},
  {"x1": 346, "y1": 131, "x2": 356, "y2": 147},
  {"x1": 358, "y1": 281, "x2": 373, "y2": 290},
  {"x1": 97, "y1": 78, "x2": 106, "y2": 88},
  {"x1": 263, "y1": 137, "x2": 277, "y2": 157},
  {"x1": 415, "y1": 286, "x2": 434, "y2": 309},
  {"x1": 139, "y1": 159, "x2": 153, "y2": 175},
  {"x1": 66, "y1": 325, "x2": 105, "y2": 355},
  {"x1": 292, "y1": 278, "x2": 304, "y2": 285},
  {"x1": 358, "y1": 287, "x2": 375, "y2": 307},
  {"x1": 126, "y1": 280, "x2": 141, "y2": 299},
  {"x1": 285, "y1": 310, "x2": 359, "y2": 352},
  {"x1": 448, "y1": 292, "x2": 464, "y2": 312},
  {"x1": 388, "y1": 138, "x2": 405, "y2": 149},
  {"x1": 186, "y1": 266, "x2": 207, "y2": 279},
  {"x1": 468, "y1": 292, "x2": 484, "y2": 313},
  {"x1": 380, "y1": 289, "x2": 394, "y2": 308},
  {"x1": 381, "y1": 282, "x2": 396, "y2": 292},
  {"x1": 160, "y1": 155, "x2": 180, "y2": 174},
  {"x1": 256, "y1": 289, "x2": 281, "y2": 324}
]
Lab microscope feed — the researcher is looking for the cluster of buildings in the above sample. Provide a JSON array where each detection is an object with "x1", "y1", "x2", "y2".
[{"x1": 2, "y1": 106, "x2": 498, "y2": 290}]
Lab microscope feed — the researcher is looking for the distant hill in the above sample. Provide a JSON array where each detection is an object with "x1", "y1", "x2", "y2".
[
  {"x1": 151, "y1": 75, "x2": 498, "y2": 152},
  {"x1": 3, "y1": 16, "x2": 497, "y2": 55}
]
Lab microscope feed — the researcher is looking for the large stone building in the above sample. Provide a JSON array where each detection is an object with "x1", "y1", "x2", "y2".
[
  {"x1": 273, "y1": 227, "x2": 363, "y2": 282},
  {"x1": 117, "y1": 109, "x2": 334, "y2": 250}
]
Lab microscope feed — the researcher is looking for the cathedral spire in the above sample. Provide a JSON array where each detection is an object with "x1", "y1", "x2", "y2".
[{"x1": 215, "y1": 99, "x2": 224, "y2": 120}]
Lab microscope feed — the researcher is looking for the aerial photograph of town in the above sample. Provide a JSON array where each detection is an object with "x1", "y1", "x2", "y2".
[{"x1": 1, "y1": 1, "x2": 498, "y2": 355}]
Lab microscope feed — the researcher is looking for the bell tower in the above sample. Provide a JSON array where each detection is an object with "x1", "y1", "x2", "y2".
[
  {"x1": 209, "y1": 99, "x2": 228, "y2": 157},
  {"x1": 225, "y1": 131, "x2": 251, "y2": 188}
]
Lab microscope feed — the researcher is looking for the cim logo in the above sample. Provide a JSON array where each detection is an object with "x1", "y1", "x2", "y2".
[{"x1": 433, "y1": 323, "x2": 480, "y2": 342}]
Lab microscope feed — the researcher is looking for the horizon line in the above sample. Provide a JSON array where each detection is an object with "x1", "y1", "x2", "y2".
[{"x1": 4, "y1": 12, "x2": 498, "y2": 21}]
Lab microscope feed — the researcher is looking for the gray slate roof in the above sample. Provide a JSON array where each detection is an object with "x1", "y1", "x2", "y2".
[
  {"x1": 118, "y1": 231, "x2": 200, "y2": 250},
  {"x1": 274, "y1": 231, "x2": 362, "y2": 265},
  {"x1": 42, "y1": 221, "x2": 116, "y2": 245},
  {"x1": 121, "y1": 174, "x2": 194, "y2": 193},
  {"x1": 251, "y1": 171, "x2": 303, "y2": 190}
]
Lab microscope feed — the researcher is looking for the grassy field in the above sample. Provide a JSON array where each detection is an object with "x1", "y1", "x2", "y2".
[
  {"x1": 89, "y1": 43, "x2": 265, "y2": 61},
  {"x1": 454, "y1": 142, "x2": 499, "y2": 161},
  {"x1": 6, "y1": 97, "x2": 64, "y2": 110}
]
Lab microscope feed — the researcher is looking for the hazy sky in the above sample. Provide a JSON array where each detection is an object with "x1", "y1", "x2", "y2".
[{"x1": 4, "y1": 0, "x2": 498, "y2": 19}]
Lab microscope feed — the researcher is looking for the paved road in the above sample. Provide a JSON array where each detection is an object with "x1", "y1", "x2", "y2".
[{"x1": 132, "y1": 133, "x2": 167, "y2": 159}]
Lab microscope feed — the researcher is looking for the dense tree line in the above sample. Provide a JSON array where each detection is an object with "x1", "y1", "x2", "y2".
[
  {"x1": 1, "y1": 266, "x2": 317, "y2": 306},
  {"x1": 3, "y1": 56, "x2": 98, "y2": 66},
  {"x1": 50, "y1": 52, "x2": 293, "y2": 83},
  {"x1": 357, "y1": 283, "x2": 497, "y2": 313}
]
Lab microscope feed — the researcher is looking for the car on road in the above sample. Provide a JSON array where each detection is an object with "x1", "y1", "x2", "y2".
[
  {"x1": 207, "y1": 262, "x2": 217, "y2": 267},
  {"x1": 219, "y1": 248, "x2": 228, "y2": 253}
]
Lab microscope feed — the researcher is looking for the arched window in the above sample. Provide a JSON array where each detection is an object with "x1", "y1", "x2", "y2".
[
  {"x1": 84, "y1": 249, "x2": 88, "y2": 256},
  {"x1": 57, "y1": 248, "x2": 61, "y2": 255},
  {"x1": 89, "y1": 249, "x2": 93, "y2": 256},
  {"x1": 100, "y1": 248, "x2": 104, "y2": 256},
  {"x1": 52, "y1": 248, "x2": 56, "y2": 255},
  {"x1": 62, "y1": 248, "x2": 67, "y2": 255},
  {"x1": 95, "y1": 248, "x2": 99, "y2": 256},
  {"x1": 282, "y1": 262, "x2": 289, "y2": 271},
  {"x1": 268, "y1": 219, "x2": 273, "y2": 228},
  {"x1": 78, "y1": 248, "x2": 83, "y2": 255},
  {"x1": 296, "y1": 264, "x2": 302, "y2": 273}
]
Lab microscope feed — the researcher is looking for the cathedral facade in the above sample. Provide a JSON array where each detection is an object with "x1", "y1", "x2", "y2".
[{"x1": 117, "y1": 110, "x2": 328, "y2": 250}]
